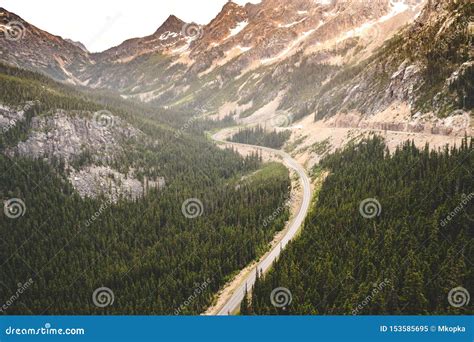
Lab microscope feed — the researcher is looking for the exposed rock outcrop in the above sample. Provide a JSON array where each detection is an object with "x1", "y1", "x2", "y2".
[
  {"x1": 4, "y1": 107, "x2": 165, "y2": 201},
  {"x1": 13, "y1": 110, "x2": 140, "y2": 163},
  {"x1": 70, "y1": 166, "x2": 165, "y2": 202}
]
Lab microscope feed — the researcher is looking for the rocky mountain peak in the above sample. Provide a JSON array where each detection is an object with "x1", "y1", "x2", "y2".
[
  {"x1": 0, "y1": 7, "x2": 90, "y2": 84},
  {"x1": 222, "y1": 1, "x2": 242, "y2": 11},
  {"x1": 189, "y1": 0, "x2": 249, "y2": 54},
  {"x1": 153, "y1": 14, "x2": 186, "y2": 36},
  {"x1": 207, "y1": 0, "x2": 248, "y2": 32}
]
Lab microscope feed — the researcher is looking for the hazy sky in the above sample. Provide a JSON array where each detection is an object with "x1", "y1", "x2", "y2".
[{"x1": 2, "y1": 0, "x2": 260, "y2": 52}]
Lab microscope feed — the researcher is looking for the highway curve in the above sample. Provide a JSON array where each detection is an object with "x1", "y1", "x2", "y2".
[{"x1": 211, "y1": 132, "x2": 312, "y2": 315}]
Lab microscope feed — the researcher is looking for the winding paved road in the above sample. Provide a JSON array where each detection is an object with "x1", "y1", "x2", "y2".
[{"x1": 211, "y1": 132, "x2": 312, "y2": 315}]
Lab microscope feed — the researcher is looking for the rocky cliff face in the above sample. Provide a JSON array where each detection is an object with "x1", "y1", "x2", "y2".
[
  {"x1": 12, "y1": 110, "x2": 139, "y2": 163},
  {"x1": 312, "y1": 0, "x2": 473, "y2": 120},
  {"x1": 2, "y1": 103, "x2": 164, "y2": 201}
]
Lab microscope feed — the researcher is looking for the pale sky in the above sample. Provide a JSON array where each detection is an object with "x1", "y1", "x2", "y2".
[{"x1": 2, "y1": 0, "x2": 260, "y2": 52}]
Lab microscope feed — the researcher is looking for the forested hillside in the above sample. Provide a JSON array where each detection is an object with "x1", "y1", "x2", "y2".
[
  {"x1": 246, "y1": 137, "x2": 473, "y2": 315},
  {"x1": 0, "y1": 63, "x2": 234, "y2": 136},
  {"x1": 0, "y1": 64, "x2": 291, "y2": 314},
  {"x1": 229, "y1": 126, "x2": 291, "y2": 149}
]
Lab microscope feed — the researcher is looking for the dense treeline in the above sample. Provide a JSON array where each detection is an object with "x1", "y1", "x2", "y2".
[
  {"x1": 229, "y1": 125, "x2": 291, "y2": 149},
  {"x1": 0, "y1": 65, "x2": 291, "y2": 314},
  {"x1": 0, "y1": 156, "x2": 290, "y2": 314},
  {"x1": 246, "y1": 137, "x2": 473, "y2": 315}
]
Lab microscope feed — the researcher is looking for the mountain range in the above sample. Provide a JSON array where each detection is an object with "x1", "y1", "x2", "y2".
[{"x1": 1, "y1": 1, "x2": 471, "y2": 158}]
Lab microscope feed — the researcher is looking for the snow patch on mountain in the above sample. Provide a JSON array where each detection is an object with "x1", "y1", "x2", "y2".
[
  {"x1": 379, "y1": 1, "x2": 411, "y2": 23},
  {"x1": 314, "y1": 0, "x2": 332, "y2": 5},
  {"x1": 238, "y1": 45, "x2": 252, "y2": 52},
  {"x1": 228, "y1": 21, "x2": 248, "y2": 38},
  {"x1": 279, "y1": 17, "x2": 308, "y2": 28}
]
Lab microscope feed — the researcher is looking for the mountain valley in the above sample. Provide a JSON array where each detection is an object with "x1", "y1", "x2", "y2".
[{"x1": 0, "y1": 0, "x2": 472, "y2": 315}]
